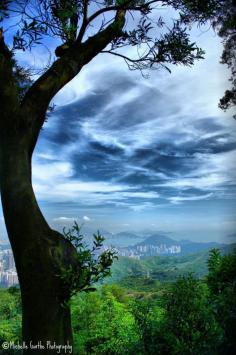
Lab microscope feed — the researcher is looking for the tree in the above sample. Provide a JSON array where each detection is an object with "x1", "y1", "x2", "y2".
[
  {"x1": 130, "y1": 299, "x2": 159, "y2": 354},
  {"x1": 154, "y1": 275, "x2": 223, "y2": 355},
  {"x1": 212, "y1": 0, "x2": 236, "y2": 116},
  {"x1": 0, "y1": 0, "x2": 226, "y2": 353},
  {"x1": 72, "y1": 289, "x2": 139, "y2": 354},
  {"x1": 207, "y1": 249, "x2": 236, "y2": 354},
  {"x1": 0, "y1": 287, "x2": 22, "y2": 354}
]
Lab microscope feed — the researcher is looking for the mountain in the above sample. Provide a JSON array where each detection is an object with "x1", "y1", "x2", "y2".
[
  {"x1": 136, "y1": 234, "x2": 179, "y2": 247},
  {"x1": 109, "y1": 244, "x2": 236, "y2": 285},
  {"x1": 80, "y1": 229, "x2": 146, "y2": 247},
  {"x1": 63, "y1": 227, "x2": 228, "y2": 253},
  {"x1": 109, "y1": 250, "x2": 210, "y2": 284},
  {"x1": 81, "y1": 227, "x2": 114, "y2": 239},
  {"x1": 136, "y1": 234, "x2": 225, "y2": 252},
  {"x1": 116, "y1": 234, "x2": 227, "y2": 258},
  {"x1": 180, "y1": 240, "x2": 225, "y2": 254},
  {"x1": 104, "y1": 232, "x2": 146, "y2": 247},
  {"x1": 115, "y1": 232, "x2": 141, "y2": 239}
]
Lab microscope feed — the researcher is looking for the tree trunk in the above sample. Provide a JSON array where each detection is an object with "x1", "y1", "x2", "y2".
[
  {"x1": 0, "y1": 134, "x2": 76, "y2": 354},
  {"x1": 0, "y1": 12, "x2": 127, "y2": 351}
]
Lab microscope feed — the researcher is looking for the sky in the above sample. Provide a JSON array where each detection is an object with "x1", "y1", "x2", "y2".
[{"x1": 0, "y1": 5, "x2": 236, "y2": 244}]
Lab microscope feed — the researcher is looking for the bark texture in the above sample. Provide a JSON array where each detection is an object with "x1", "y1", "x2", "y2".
[
  {"x1": 0, "y1": 128, "x2": 77, "y2": 353},
  {"x1": 0, "y1": 10, "x2": 126, "y2": 353}
]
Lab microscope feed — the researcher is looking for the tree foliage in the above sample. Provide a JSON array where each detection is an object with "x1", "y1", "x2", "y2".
[
  {"x1": 0, "y1": 1, "x2": 225, "y2": 73},
  {"x1": 60, "y1": 222, "x2": 117, "y2": 300},
  {"x1": 0, "y1": 287, "x2": 22, "y2": 350},
  {"x1": 71, "y1": 288, "x2": 140, "y2": 354},
  {"x1": 212, "y1": 0, "x2": 236, "y2": 116},
  {"x1": 0, "y1": 0, "x2": 233, "y2": 119},
  {"x1": 0, "y1": 249, "x2": 236, "y2": 354},
  {"x1": 207, "y1": 248, "x2": 236, "y2": 354},
  {"x1": 155, "y1": 275, "x2": 223, "y2": 355}
]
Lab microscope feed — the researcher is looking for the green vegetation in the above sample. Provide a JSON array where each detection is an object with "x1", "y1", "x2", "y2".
[
  {"x1": 0, "y1": 249, "x2": 235, "y2": 354},
  {"x1": 110, "y1": 250, "x2": 210, "y2": 284},
  {"x1": 0, "y1": 287, "x2": 21, "y2": 354},
  {"x1": 60, "y1": 223, "x2": 117, "y2": 299}
]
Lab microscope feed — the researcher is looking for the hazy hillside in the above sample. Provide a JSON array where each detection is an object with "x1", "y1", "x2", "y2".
[
  {"x1": 108, "y1": 244, "x2": 236, "y2": 285},
  {"x1": 109, "y1": 250, "x2": 209, "y2": 284},
  {"x1": 137, "y1": 234, "x2": 178, "y2": 246}
]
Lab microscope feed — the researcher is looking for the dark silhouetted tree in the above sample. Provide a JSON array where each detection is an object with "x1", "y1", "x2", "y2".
[{"x1": 213, "y1": 0, "x2": 236, "y2": 116}]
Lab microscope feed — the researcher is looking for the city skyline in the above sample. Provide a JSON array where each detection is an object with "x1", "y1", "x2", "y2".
[{"x1": 0, "y1": 248, "x2": 18, "y2": 287}]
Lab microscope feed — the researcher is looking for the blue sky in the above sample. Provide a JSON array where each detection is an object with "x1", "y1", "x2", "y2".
[{"x1": 0, "y1": 8, "x2": 236, "y2": 243}]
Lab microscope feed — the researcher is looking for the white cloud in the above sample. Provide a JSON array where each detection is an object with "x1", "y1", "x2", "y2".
[
  {"x1": 120, "y1": 191, "x2": 160, "y2": 199},
  {"x1": 159, "y1": 174, "x2": 229, "y2": 191},
  {"x1": 83, "y1": 216, "x2": 91, "y2": 221},
  {"x1": 129, "y1": 202, "x2": 156, "y2": 212},
  {"x1": 33, "y1": 176, "x2": 160, "y2": 206},
  {"x1": 53, "y1": 217, "x2": 75, "y2": 222},
  {"x1": 53, "y1": 71, "x2": 94, "y2": 107},
  {"x1": 37, "y1": 153, "x2": 58, "y2": 160},
  {"x1": 33, "y1": 161, "x2": 74, "y2": 182},
  {"x1": 169, "y1": 193, "x2": 213, "y2": 204}
]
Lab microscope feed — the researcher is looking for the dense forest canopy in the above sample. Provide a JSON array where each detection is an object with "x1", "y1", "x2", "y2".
[{"x1": 1, "y1": 249, "x2": 236, "y2": 354}]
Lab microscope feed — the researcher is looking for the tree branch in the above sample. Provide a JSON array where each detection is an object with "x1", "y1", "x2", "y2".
[
  {"x1": 101, "y1": 49, "x2": 149, "y2": 63},
  {"x1": 0, "y1": 29, "x2": 19, "y2": 125},
  {"x1": 77, "y1": 0, "x2": 89, "y2": 43},
  {"x1": 20, "y1": 9, "x2": 126, "y2": 151},
  {"x1": 87, "y1": 0, "x2": 159, "y2": 25},
  {"x1": 77, "y1": 0, "x2": 159, "y2": 44},
  {"x1": 101, "y1": 48, "x2": 163, "y2": 73}
]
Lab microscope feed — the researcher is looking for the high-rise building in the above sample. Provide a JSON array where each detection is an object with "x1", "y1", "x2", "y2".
[
  {"x1": 0, "y1": 270, "x2": 19, "y2": 287},
  {"x1": 6, "y1": 270, "x2": 19, "y2": 287},
  {"x1": 3, "y1": 249, "x2": 16, "y2": 271}
]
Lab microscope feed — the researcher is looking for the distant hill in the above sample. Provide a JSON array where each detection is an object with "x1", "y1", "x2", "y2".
[
  {"x1": 60, "y1": 227, "x2": 232, "y2": 252},
  {"x1": 180, "y1": 240, "x2": 225, "y2": 254},
  {"x1": 109, "y1": 244, "x2": 235, "y2": 285},
  {"x1": 115, "y1": 232, "x2": 141, "y2": 239},
  {"x1": 105, "y1": 232, "x2": 146, "y2": 247},
  {"x1": 109, "y1": 250, "x2": 209, "y2": 284},
  {"x1": 116, "y1": 233, "x2": 227, "y2": 257},
  {"x1": 136, "y1": 234, "x2": 177, "y2": 247}
]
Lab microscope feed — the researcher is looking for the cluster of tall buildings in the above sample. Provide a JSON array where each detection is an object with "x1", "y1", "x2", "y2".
[
  {"x1": 0, "y1": 248, "x2": 19, "y2": 287},
  {"x1": 117, "y1": 243, "x2": 182, "y2": 259},
  {"x1": 136, "y1": 244, "x2": 181, "y2": 255}
]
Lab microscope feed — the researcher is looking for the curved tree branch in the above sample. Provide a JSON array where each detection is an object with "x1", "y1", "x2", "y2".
[
  {"x1": 87, "y1": 0, "x2": 159, "y2": 23},
  {"x1": 102, "y1": 49, "x2": 151, "y2": 63},
  {"x1": 77, "y1": 0, "x2": 159, "y2": 44},
  {"x1": 77, "y1": 0, "x2": 89, "y2": 43},
  {"x1": 20, "y1": 9, "x2": 126, "y2": 151},
  {"x1": 0, "y1": 29, "x2": 19, "y2": 124}
]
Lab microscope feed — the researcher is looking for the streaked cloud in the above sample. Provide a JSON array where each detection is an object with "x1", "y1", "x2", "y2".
[
  {"x1": 168, "y1": 193, "x2": 213, "y2": 204},
  {"x1": 0, "y1": 23, "x2": 233, "y2": 242},
  {"x1": 53, "y1": 217, "x2": 75, "y2": 223}
]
